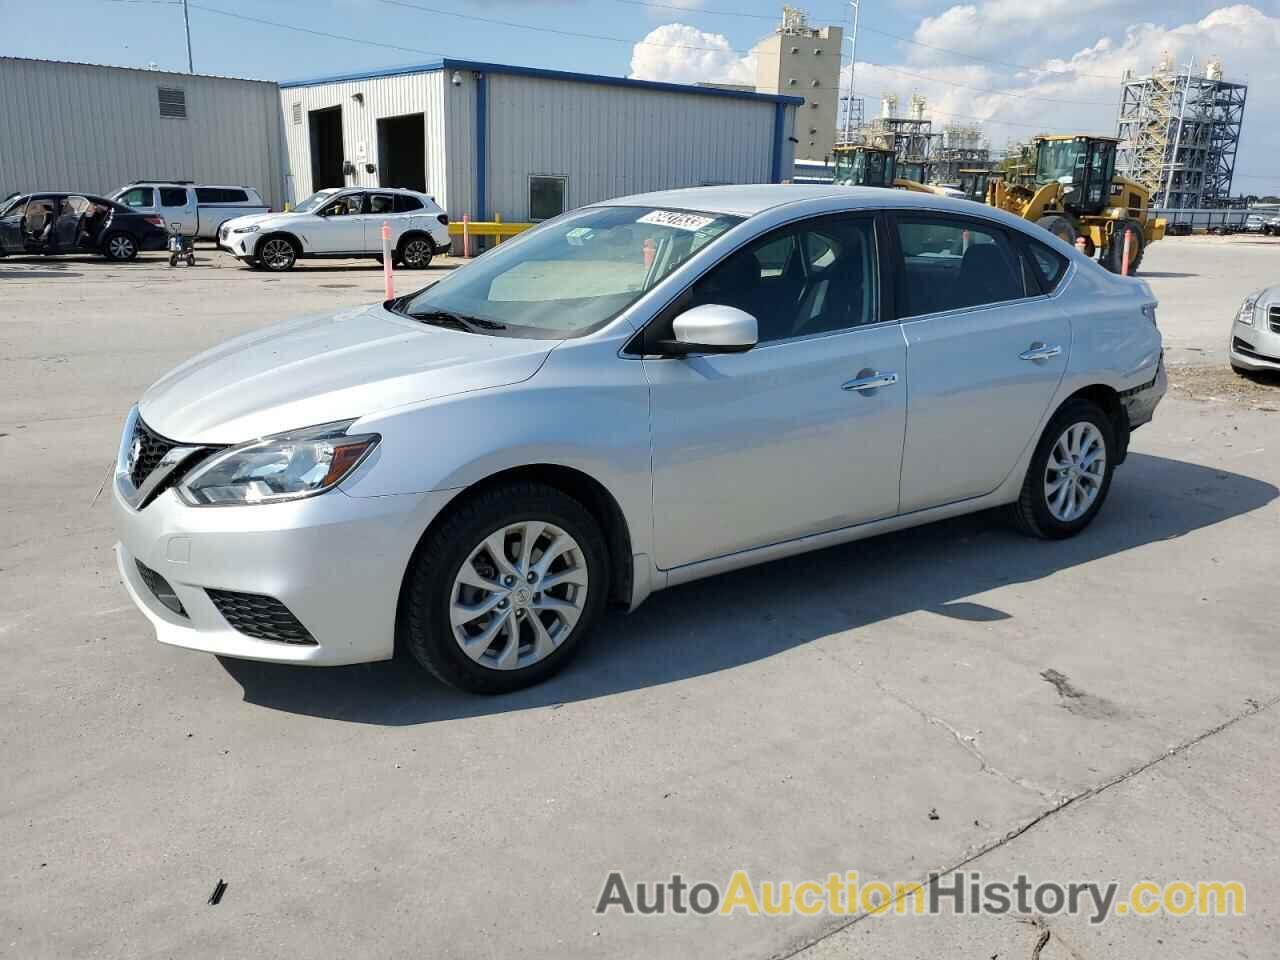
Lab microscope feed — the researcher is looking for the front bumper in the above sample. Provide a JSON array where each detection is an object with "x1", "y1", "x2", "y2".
[
  {"x1": 113, "y1": 477, "x2": 456, "y2": 665},
  {"x1": 217, "y1": 229, "x2": 256, "y2": 258},
  {"x1": 1229, "y1": 324, "x2": 1280, "y2": 372}
]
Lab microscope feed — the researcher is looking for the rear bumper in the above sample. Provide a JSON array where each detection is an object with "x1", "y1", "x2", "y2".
[
  {"x1": 1121, "y1": 354, "x2": 1167, "y2": 430},
  {"x1": 138, "y1": 232, "x2": 169, "y2": 252}
]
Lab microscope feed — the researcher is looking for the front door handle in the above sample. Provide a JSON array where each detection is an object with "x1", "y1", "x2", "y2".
[
  {"x1": 842, "y1": 371, "x2": 899, "y2": 392},
  {"x1": 1020, "y1": 342, "x2": 1063, "y2": 361}
]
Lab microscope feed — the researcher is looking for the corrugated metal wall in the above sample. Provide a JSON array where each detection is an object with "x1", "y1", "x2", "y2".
[
  {"x1": 0, "y1": 58, "x2": 287, "y2": 208},
  {"x1": 477, "y1": 72, "x2": 792, "y2": 221},
  {"x1": 280, "y1": 65, "x2": 796, "y2": 221},
  {"x1": 279, "y1": 72, "x2": 447, "y2": 206}
]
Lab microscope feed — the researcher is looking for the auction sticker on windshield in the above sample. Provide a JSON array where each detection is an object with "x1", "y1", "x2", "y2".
[{"x1": 637, "y1": 210, "x2": 717, "y2": 232}]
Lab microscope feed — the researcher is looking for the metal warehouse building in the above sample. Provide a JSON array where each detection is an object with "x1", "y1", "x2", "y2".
[
  {"x1": 280, "y1": 59, "x2": 802, "y2": 222},
  {"x1": 0, "y1": 57, "x2": 288, "y2": 209}
]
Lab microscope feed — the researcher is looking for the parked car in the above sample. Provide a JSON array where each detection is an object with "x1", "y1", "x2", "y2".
[
  {"x1": 111, "y1": 181, "x2": 268, "y2": 240},
  {"x1": 1229, "y1": 287, "x2": 1280, "y2": 374},
  {"x1": 1262, "y1": 216, "x2": 1280, "y2": 237},
  {"x1": 0, "y1": 191, "x2": 167, "y2": 261},
  {"x1": 1244, "y1": 214, "x2": 1267, "y2": 233},
  {"x1": 216, "y1": 187, "x2": 451, "y2": 271},
  {"x1": 113, "y1": 185, "x2": 1166, "y2": 693}
]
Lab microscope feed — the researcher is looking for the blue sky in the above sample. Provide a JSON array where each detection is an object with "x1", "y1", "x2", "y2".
[{"x1": 4, "y1": 0, "x2": 1278, "y2": 193}]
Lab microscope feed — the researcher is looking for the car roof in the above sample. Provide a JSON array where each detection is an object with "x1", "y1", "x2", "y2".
[{"x1": 595, "y1": 184, "x2": 1039, "y2": 229}]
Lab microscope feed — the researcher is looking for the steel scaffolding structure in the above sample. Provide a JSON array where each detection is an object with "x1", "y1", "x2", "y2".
[
  {"x1": 1116, "y1": 54, "x2": 1248, "y2": 208},
  {"x1": 931, "y1": 123, "x2": 990, "y2": 184}
]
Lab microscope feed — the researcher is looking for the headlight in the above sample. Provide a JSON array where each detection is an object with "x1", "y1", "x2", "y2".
[
  {"x1": 1236, "y1": 295, "x2": 1258, "y2": 327},
  {"x1": 178, "y1": 421, "x2": 379, "y2": 506},
  {"x1": 232, "y1": 224, "x2": 260, "y2": 234}
]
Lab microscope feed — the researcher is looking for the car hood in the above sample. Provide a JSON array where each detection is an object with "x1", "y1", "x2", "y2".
[
  {"x1": 138, "y1": 303, "x2": 558, "y2": 443},
  {"x1": 218, "y1": 210, "x2": 305, "y2": 233}
]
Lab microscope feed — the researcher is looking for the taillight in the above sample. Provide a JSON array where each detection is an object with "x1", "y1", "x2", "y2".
[
  {"x1": 437, "y1": 214, "x2": 449, "y2": 226},
  {"x1": 145, "y1": 215, "x2": 166, "y2": 227}
]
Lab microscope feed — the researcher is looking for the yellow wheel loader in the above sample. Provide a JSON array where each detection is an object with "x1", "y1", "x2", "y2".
[
  {"x1": 985, "y1": 135, "x2": 1166, "y2": 274},
  {"x1": 832, "y1": 145, "x2": 944, "y2": 196}
]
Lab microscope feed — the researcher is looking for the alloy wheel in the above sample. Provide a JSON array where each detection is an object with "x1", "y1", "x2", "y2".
[
  {"x1": 402, "y1": 238, "x2": 432, "y2": 267},
  {"x1": 449, "y1": 520, "x2": 589, "y2": 671},
  {"x1": 1044, "y1": 421, "x2": 1107, "y2": 522},
  {"x1": 260, "y1": 238, "x2": 294, "y2": 269},
  {"x1": 108, "y1": 235, "x2": 136, "y2": 260}
]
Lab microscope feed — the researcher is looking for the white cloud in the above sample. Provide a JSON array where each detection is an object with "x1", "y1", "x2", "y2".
[{"x1": 628, "y1": 23, "x2": 757, "y2": 86}]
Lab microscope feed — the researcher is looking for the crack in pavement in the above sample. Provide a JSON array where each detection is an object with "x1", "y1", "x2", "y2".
[
  {"x1": 871, "y1": 676, "x2": 1063, "y2": 803},
  {"x1": 772, "y1": 691, "x2": 1280, "y2": 960}
]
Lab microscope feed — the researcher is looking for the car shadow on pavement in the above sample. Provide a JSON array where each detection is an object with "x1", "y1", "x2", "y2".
[{"x1": 220, "y1": 453, "x2": 1277, "y2": 724}]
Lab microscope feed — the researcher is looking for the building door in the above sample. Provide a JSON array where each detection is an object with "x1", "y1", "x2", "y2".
[
  {"x1": 309, "y1": 106, "x2": 345, "y2": 190},
  {"x1": 376, "y1": 113, "x2": 426, "y2": 193}
]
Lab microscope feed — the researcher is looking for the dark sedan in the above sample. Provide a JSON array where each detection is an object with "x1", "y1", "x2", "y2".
[{"x1": 0, "y1": 192, "x2": 168, "y2": 261}]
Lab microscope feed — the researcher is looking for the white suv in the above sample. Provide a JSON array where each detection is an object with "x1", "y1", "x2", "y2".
[{"x1": 218, "y1": 188, "x2": 452, "y2": 271}]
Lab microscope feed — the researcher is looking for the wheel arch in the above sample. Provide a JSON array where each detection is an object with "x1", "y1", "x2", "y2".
[
  {"x1": 396, "y1": 228, "x2": 434, "y2": 253},
  {"x1": 394, "y1": 463, "x2": 636, "y2": 651},
  {"x1": 1058, "y1": 383, "x2": 1129, "y2": 463}
]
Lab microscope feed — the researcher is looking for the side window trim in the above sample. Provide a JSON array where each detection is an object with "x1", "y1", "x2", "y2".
[{"x1": 888, "y1": 210, "x2": 1034, "y2": 321}]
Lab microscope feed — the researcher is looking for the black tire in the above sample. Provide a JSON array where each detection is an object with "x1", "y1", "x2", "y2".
[
  {"x1": 1102, "y1": 220, "x2": 1144, "y2": 274},
  {"x1": 402, "y1": 482, "x2": 610, "y2": 694},
  {"x1": 1036, "y1": 215, "x2": 1076, "y2": 246},
  {"x1": 256, "y1": 235, "x2": 297, "y2": 271},
  {"x1": 399, "y1": 234, "x2": 434, "y2": 269},
  {"x1": 102, "y1": 231, "x2": 139, "y2": 262},
  {"x1": 1009, "y1": 398, "x2": 1117, "y2": 540}
]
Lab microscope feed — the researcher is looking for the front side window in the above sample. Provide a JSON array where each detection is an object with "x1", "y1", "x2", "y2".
[
  {"x1": 118, "y1": 187, "x2": 154, "y2": 208},
  {"x1": 396, "y1": 205, "x2": 742, "y2": 338},
  {"x1": 293, "y1": 191, "x2": 336, "y2": 213},
  {"x1": 320, "y1": 194, "x2": 364, "y2": 216},
  {"x1": 530, "y1": 176, "x2": 567, "y2": 221},
  {"x1": 683, "y1": 216, "x2": 879, "y2": 342},
  {"x1": 895, "y1": 216, "x2": 1026, "y2": 316}
]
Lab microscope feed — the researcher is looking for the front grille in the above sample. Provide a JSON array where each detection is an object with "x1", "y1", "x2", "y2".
[
  {"x1": 1268, "y1": 304, "x2": 1279, "y2": 334},
  {"x1": 128, "y1": 416, "x2": 178, "y2": 489},
  {"x1": 135, "y1": 560, "x2": 187, "y2": 617},
  {"x1": 206, "y1": 589, "x2": 317, "y2": 645}
]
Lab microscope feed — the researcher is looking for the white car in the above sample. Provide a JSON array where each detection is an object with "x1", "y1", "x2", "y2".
[
  {"x1": 111, "y1": 182, "x2": 268, "y2": 240},
  {"x1": 114, "y1": 185, "x2": 1165, "y2": 693},
  {"x1": 217, "y1": 188, "x2": 452, "y2": 271}
]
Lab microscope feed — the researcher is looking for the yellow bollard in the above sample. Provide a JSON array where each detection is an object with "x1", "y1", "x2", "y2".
[{"x1": 494, "y1": 212, "x2": 503, "y2": 245}]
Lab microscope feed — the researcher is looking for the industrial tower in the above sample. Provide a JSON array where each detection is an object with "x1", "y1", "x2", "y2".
[{"x1": 1115, "y1": 53, "x2": 1248, "y2": 209}]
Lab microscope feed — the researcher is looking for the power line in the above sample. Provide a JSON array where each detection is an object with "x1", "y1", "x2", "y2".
[
  {"x1": 377, "y1": 0, "x2": 761, "y2": 57},
  {"x1": 188, "y1": 3, "x2": 448, "y2": 59}
]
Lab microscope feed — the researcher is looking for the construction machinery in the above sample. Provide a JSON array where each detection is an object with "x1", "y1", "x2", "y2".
[
  {"x1": 831, "y1": 144, "x2": 940, "y2": 195},
  {"x1": 958, "y1": 168, "x2": 995, "y2": 202},
  {"x1": 985, "y1": 135, "x2": 1165, "y2": 273}
]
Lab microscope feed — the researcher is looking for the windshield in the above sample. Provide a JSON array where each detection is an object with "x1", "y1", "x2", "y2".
[
  {"x1": 395, "y1": 205, "x2": 742, "y2": 338},
  {"x1": 1036, "y1": 140, "x2": 1083, "y2": 184},
  {"x1": 292, "y1": 190, "x2": 337, "y2": 214},
  {"x1": 0, "y1": 194, "x2": 23, "y2": 217}
]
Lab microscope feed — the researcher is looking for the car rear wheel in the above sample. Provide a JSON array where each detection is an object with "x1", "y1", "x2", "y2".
[
  {"x1": 258, "y1": 236, "x2": 297, "y2": 271},
  {"x1": 400, "y1": 236, "x2": 433, "y2": 269},
  {"x1": 1009, "y1": 399, "x2": 1116, "y2": 539},
  {"x1": 402, "y1": 482, "x2": 609, "y2": 694},
  {"x1": 103, "y1": 232, "x2": 138, "y2": 262}
]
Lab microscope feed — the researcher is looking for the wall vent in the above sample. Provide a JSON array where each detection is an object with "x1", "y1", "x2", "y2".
[
  {"x1": 292, "y1": 102, "x2": 303, "y2": 125},
  {"x1": 158, "y1": 87, "x2": 187, "y2": 119}
]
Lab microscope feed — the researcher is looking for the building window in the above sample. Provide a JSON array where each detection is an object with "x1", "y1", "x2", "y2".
[
  {"x1": 157, "y1": 87, "x2": 187, "y2": 119},
  {"x1": 291, "y1": 103, "x2": 303, "y2": 125},
  {"x1": 529, "y1": 175, "x2": 567, "y2": 221}
]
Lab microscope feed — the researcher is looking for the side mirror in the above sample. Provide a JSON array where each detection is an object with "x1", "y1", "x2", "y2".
[{"x1": 656, "y1": 303, "x2": 758, "y2": 356}]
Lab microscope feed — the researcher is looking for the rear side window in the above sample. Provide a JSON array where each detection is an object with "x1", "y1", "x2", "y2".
[
  {"x1": 159, "y1": 187, "x2": 187, "y2": 206},
  {"x1": 368, "y1": 194, "x2": 395, "y2": 215},
  {"x1": 196, "y1": 188, "x2": 249, "y2": 204},
  {"x1": 118, "y1": 187, "x2": 154, "y2": 208},
  {"x1": 393, "y1": 194, "x2": 424, "y2": 213},
  {"x1": 1024, "y1": 239, "x2": 1069, "y2": 293},
  {"x1": 894, "y1": 216, "x2": 1026, "y2": 317}
]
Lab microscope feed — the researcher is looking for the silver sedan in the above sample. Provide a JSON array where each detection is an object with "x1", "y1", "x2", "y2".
[
  {"x1": 1229, "y1": 287, "x2": 1280, "y2": 374},
  {"x1": 113, "y1": 186, "x2": 1166, "y2": 693}
]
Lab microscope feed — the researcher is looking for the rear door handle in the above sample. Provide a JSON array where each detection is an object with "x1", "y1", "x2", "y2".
[
  {"x1": 842, "y1": 371, "x2": 899, "y2": 392},
  {"x1": 1019, "y1": 342, "x2": 1063, "y2": 361}
]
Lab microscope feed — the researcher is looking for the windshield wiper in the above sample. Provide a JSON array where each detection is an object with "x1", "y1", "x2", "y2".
[{"x1": 409, "y1": 310, "x2": 507, "y2": 333}]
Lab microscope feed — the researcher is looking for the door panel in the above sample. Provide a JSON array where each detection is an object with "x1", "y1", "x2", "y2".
[
  {"x1": 892, "y1": 213, "x2": 1069, "y2": 513},
  {"x1": 307, "y1": 192, "x2": 365, "y2": 252},
  {"x1": 364, "y1": 193, "x2": 398, "y2": 251},
  {"x1": 645, "y1": 214, "x2": 905, "y2": 570},
  {"x1": 158, "y1": 186, "x2": 196, "y2": 235}
]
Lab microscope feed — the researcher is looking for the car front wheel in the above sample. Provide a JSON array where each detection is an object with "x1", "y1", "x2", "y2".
[
  {"x1": 402, "y1": 482, "x2": 609, "y2": 693},
  {"x1": 257, "y1": 236, "x2": 297, "y2": 271},
  {"x1": 1010, "y1": 399, "x2": 1116, "y2": 539}
]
